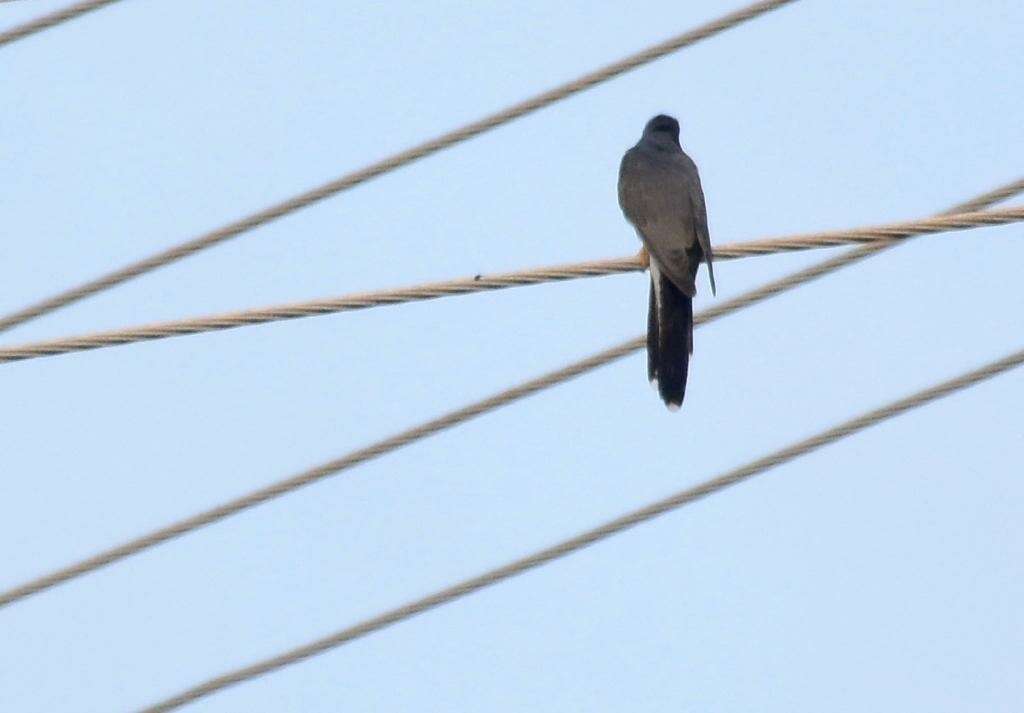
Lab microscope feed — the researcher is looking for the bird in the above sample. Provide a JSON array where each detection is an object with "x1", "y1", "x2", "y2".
[{"x1": 618, "y1": 114, "x2": 715, "y2": 410}]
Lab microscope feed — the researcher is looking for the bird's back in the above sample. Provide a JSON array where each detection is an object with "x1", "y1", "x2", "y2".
[{"x1": 618, "y1": 143, "x2": 703, "y2": 296}]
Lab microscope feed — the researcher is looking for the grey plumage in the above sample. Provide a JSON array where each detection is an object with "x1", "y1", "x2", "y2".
[{"x1": 618, "y1": 114, "x2": 715, "y2": 410}]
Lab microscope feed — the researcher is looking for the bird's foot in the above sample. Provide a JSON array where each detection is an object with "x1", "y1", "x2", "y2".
[{"x1": 636, "y1": 246, "x2": 650, "y2": 270}]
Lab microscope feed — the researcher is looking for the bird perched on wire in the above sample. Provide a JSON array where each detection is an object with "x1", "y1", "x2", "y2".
[{"x1": 618, "y1": 114, "x2": 715, "y2": 411}]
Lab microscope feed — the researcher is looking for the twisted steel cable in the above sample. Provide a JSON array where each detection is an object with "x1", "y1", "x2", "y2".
[
  {"x1": 944, "y1": 177, "x2": 1024, "y2": 213},
  {"x1": 139, "y1": 345, "x2": 1024, "y2": 712},
  {"x1": 0, "y1": 180, "x2": 1020, "y2": 612},
  {"x1": 2, "y1": 205, "x2": 1021, "y2": 365},
  {"x1": 0, "y1": 0, "x2": 800, "y2": 333},
  {"x1": 0, "y1": 0, "x2": 118, "y2": 47}
]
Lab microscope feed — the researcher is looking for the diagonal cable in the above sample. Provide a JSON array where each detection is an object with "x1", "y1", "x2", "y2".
[
  {"x1": 0, "y1": 0, "x2": 119, "y2": 48},
  {"x1": 139, "y1": 344, "x2": 1024, "y2": 712},
  {"x1": 0, "y1": 178, "x2": 1019, "y2": 612},
  {"x1": 0, "y1": 0, "x2": 800, "y2": 334},
  {"x1": 1, "y1": 205, "x2": 1022, "y2": 365}
]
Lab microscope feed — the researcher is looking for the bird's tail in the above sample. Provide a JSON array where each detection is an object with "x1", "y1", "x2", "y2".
[{"x1": 647, "y1": 264, "x2": 692, "y2": 411}]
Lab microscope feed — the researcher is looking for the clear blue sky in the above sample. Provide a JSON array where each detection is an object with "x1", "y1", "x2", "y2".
[{"x1": 2, "y1": 1, "x2": 1022, "y2": 711}]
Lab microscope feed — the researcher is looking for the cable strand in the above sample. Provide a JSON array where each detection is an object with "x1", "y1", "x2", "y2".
[
  {"x1": 139, "y1": 345, "x2": 1024, "y2": 712},
  {"x1": 0, "y1": 179, "x2": 1019, "y2": 612},
  {"x1": 0, "y1": 0, "x2": 118, "y2": 47},
  {"x1": 1, "y1": 204, "x2": 1021, "y2": 365},
  {"x1": 0, "y1": 0, "x2": 800, "y2": 333}
]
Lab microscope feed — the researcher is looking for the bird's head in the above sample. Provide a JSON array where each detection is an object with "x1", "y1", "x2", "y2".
[{"x1": 641, "y1": 114, "x2": 681, "y2": 149}]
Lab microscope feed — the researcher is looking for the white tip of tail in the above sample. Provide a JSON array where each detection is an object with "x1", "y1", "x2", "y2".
[{"x1": 666, "y1": 402, "x2": 681, "y2": 412}]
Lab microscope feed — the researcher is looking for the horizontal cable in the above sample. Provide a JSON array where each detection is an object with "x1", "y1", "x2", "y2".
[
  {"x1": 0, "y1": 0, "x2": 800, "y2": 334},
  {"x1": 942, "y1": 177, "x2": 1024, "y2": 214},
  {"x1": 715, "y1": 206, "x2": 1024, "y2": 253},
  {"x1": 2, "y1": 205, "x2": 1022, "y2": 366},
  {"x1": 0, "y1": 0, "x2": 119, "y2": 48},
  {"x1": 140, "y1": 345, "x2": 1024, "y2": 712},
  {"x1": 0, "y1": 180, "x2": 1019, "y2": 612},
  {"x1": 748, "y1": 177, "x2": 1024, "y2": 300}
]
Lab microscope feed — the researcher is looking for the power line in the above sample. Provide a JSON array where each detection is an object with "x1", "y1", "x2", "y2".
[
  {"x1": 0, "y1": 0, "x2": 119, "y2": 48},
  {"x1": 3, "y1": 1, "x2": 1017, "y2": 707},
  {"x1": 0, "y1": 256, "x2": 638, "y2": 363},
  {"x1": 779, "y1": 177, "x2": 1024, "y2": 286},
  {"x1": 943, "y1": 178, "x2": 1024, "y2": 213},
  {"x1": 0, "y1": 180, "x2": 1017, "y2": 612},
  {"x1": 0, "y1": 0, "x2": 800, "y2": 335},
  {"x1": 2, "y1": 205, "x2": 1022, "y2": 365},
  {"x1": 0, "y1": 336, "x2": 644, "y2": 611},
  {"x1": 138, "y1": 345, "x2": 1024, "y2": 712}
]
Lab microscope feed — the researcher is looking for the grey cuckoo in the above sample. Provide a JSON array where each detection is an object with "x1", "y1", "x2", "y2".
[{"x1": 618, "y1": 114, "x2": 715, "y2": 410}]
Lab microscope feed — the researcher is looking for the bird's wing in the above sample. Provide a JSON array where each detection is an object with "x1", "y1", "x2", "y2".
[
  {"x1": 618, "y1": 150, "x2": 699, "y2": 296},
  {"x1": 687, "y1": 173, "x2": 716, "y2": 295}
]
